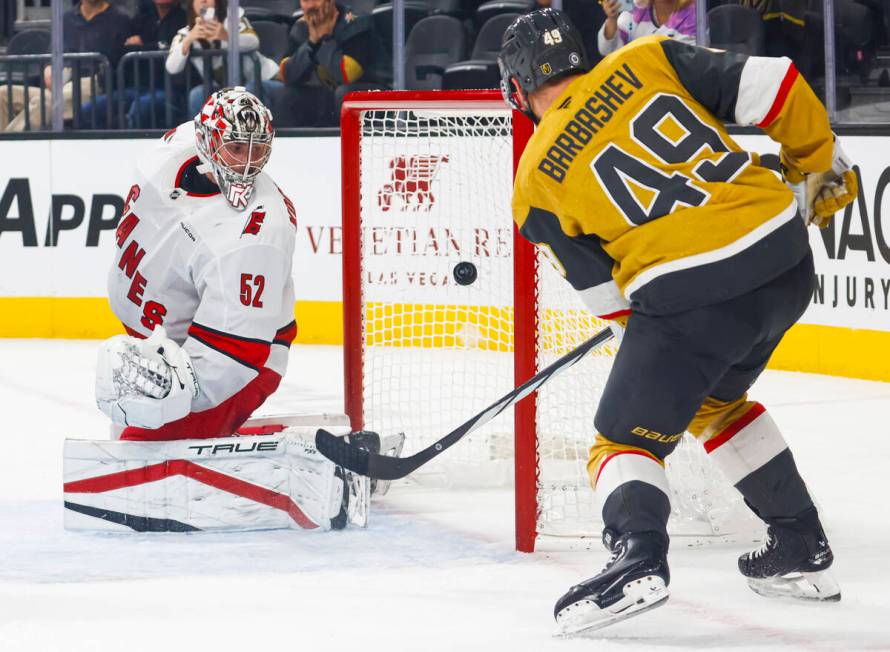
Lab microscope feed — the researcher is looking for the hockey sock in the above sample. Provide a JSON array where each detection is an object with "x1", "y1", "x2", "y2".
[
  {"x1": 704, "y1": 402, "x2": 814, "y2": 521},
  {"x1": 593, "y1": 447, "x2": 671, "y2": 537}
]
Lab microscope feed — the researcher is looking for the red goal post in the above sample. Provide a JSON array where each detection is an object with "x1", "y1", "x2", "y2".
[{"x1": 341, "y1": 90, "x2": 545, "y2": 551}]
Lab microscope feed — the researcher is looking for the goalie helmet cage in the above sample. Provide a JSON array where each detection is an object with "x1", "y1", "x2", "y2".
[{"x1": 341, "y1": 90, "x2": 755, "y2": 553}]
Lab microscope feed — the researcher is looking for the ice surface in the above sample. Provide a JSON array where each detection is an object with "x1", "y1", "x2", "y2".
[{"x1": 1, "y1": 340, "x2": 889, "y2": 651}]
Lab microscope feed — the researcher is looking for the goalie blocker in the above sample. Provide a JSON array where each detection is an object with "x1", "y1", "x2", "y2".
[{"x1": 64, "y1": 414, "x2": 404, "y2": 533}]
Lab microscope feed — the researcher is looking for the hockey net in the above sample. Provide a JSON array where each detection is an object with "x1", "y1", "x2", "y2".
[{"x1": 341, "y1": 91, "x2": 758, "y2": 552}]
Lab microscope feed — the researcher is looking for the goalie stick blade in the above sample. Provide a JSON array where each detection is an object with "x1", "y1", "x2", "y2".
[
  {"x1": 315, "y1": 429, "x2": 421, "y2": 481},
  {"x1": 316, "y1": 429, "x2": 371, "y2": 476}
]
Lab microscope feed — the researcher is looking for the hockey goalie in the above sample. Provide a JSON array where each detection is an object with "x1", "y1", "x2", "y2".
[{"x1": 64, "y1": 88, "x2": 392, "y2": 534}]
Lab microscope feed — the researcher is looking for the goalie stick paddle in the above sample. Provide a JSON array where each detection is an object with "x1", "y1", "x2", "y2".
[{"x1": 315, "y1": 326, "x2": 615, "y2": 481}]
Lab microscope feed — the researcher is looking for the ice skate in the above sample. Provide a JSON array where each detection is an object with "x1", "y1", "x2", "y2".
[
  {"x1": 739, "y1": 509, "x2": 840, "y2": 602},
  {"x1": 554, "y1": 530, "x2": 670, "y2": 636}
]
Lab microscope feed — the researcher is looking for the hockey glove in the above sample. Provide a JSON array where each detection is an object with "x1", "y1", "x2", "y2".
[
  {"x1": 96, "y1": 326, "x2": 199, "y2": 429},
  {"x1": 781, "y1": 137, "x2": 857, "y2": 228}
]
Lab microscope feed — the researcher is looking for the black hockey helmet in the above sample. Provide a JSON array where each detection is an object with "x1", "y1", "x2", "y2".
[{"x1": 497, "y1": 9, "x2": 590, "y2": 120}]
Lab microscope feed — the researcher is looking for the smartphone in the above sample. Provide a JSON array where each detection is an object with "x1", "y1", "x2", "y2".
[{"x1": 200, "y1": 7, "x2": 215, "y2": 20}]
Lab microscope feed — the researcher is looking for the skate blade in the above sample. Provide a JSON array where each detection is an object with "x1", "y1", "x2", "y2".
[
  {"x1": 555, "y1": 575, "x2": 669, "y2": 637},
  {"x1": 747, "y1": 569, "x2": 841, "y2": 602}
]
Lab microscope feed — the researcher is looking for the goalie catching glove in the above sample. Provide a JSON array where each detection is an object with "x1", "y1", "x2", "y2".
[
  {"x1": 781, "y1": 137, "x2": 857, "y2": 228},
  {"x1": 96, "y1": 326, "x2": 199, "y2": 429}
]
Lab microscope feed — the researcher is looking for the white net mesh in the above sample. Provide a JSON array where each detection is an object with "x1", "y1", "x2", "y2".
[
  {"x1": 353, "y1": 105, "x2": 759, "y2": 548},
  {"x1": 358, "y1": 109, "x2": 517, "y2": 488}
]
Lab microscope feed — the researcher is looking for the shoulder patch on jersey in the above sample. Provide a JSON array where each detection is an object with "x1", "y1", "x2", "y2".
[{"x1": 241, "y1": 209, "x2": 267, "y2": 237}]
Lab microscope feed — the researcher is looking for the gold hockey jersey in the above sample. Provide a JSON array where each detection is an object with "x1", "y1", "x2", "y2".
[{"x1": 512, "y1": 36, "x2": 834, "y2": 316}]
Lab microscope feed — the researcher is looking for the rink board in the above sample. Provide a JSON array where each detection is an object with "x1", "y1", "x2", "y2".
[{"x1": 0, "y1": 133, "x2": 888, "y2": 381}]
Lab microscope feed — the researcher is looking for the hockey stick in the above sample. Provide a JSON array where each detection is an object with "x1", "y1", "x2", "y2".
[{"x1": 315, "y1": 326, "x2": 615, "y2": 480}]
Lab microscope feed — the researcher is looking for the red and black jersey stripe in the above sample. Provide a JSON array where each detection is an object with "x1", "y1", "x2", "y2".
[
  {"x1": 123, "y1": 323, "x2": 146, "y2": 339},
  {"x1": 187, "y1": 322, "x2": 270, "y2": 372},
  {"x1": 273, "y1": 320, "x2": 297, "y2": 347}
]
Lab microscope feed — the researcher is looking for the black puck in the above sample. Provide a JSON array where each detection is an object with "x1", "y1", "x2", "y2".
[{"x1": 453, "y1": 261, "x2": 478, "y2": 286}]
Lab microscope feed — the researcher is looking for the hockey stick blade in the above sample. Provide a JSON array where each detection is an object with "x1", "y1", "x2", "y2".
[
  {"x1": 315, "y1": 429, "x2": 371, "y2": 476},
  {"x1": 316, "y1": 429, "x2": 416, "y2": 481},
  {"x1": 315, "y1": 327, "x2": 615, "y2": 480}
]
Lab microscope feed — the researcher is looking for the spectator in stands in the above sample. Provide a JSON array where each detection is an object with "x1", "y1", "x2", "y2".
[
  {"x1": 165, "y1": 0, "x2": 279, "y2": 117},
  {"x1": 0, "y1": 0, "x2": 131, "y2": 131},
  {"x1": 597, "y1": 0, "x2": 695, "y2": 56},
  {"x1": 270, "y1": 0, "x2": 379, "y2": 127},
  {"x1": 743, "y1": 0, "x2": 875, "y2": 83},
  {"x1": 122, "y1": 0, "x2": 189, "y2": 127},
  {"x1": 129, "y1": 0, "x2": 188, "y2": 49},
  {"x1": 79, "y1": 0, "x2": 189, "y2": 128}
]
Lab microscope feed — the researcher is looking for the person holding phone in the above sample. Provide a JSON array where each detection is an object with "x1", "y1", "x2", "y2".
[
  {"x1": 597, "y1": 0, "x2": 696, "y2": 55},
  {"x1": 165, "y1": 0, "x2": 279, "y2": 116}
]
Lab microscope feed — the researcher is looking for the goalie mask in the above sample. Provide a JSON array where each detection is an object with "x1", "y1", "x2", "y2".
[
  {"x1": 497, "y1": 9, "x2": 590, "y2": 122},
  {"x1": 194, "y1": 87, "x2": 274, "y2": 210}
]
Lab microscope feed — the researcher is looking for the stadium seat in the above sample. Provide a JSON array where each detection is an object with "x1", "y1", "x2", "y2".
[
  {"x1": 474, "y1": 0, "x2": 532, "y2": 29},
  {"x1": 469, "y1": 12, "x2": 517, "y2": 62},
  {"x1": 442, "y1": 13, "x2": 518, "y2": 90},
  {"x1": 421, "y1": 0, "x2": 462, "y2": 15},
  {"x1": 252, "y1": 20, "x2": 293, "y2": 64},
  {"x1": 4, "y1": 27, "x2": 49, "y2": 54},
  {"x1": 0, "y1": 28, "x2": 50, "y2": 85},
  {"x1": 372, "y1": 2, "x2": 429, "y2": 56},
  {"x1": 708, "y1": 4, "x2": 765, "y2": 56},
  {"x1": 404, "y1": 15, "x2": 466, "y2": 89},
  {"x1": 242, "y1": 0, "x2": 299, "y2": 23}
]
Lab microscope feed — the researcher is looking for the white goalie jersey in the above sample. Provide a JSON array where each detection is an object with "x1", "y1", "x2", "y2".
[{"x1": 107, "y1": 122, "x2": 298, "y2": 439}]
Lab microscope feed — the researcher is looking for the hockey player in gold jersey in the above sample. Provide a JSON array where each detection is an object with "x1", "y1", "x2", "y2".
[{"x1": 498, "y1": 9, "x2": 856, "y2": 636}]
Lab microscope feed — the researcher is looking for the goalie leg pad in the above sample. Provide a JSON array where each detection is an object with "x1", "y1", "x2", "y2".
[{"x1": 64, "y1": 420, "x2": 368, "y2": 533}]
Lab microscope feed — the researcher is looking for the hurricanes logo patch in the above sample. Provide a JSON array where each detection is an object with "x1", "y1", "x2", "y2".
[{"x1": 242, "y1": 209, "x2": 266, "y2": 236}]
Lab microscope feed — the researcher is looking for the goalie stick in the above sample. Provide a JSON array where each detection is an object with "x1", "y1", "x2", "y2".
[{"x1": 315, "y1": 326, "x2": 615, "y2": 480}]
